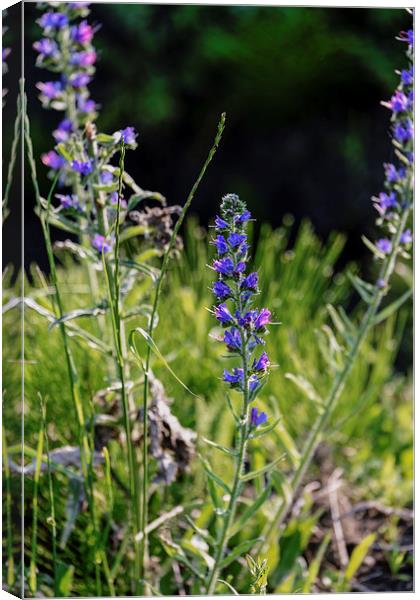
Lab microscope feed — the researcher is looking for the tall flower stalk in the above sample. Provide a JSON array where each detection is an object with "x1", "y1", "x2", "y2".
[
  {"x1": 257, "y1": 24, "x2": 413, "y2": 559},
  {"x1": 205, "y1": 194, "x2": 271, "y2": 594},
  {"x1": 32, "y1": 2, "x2": 158, "y2": 592}
]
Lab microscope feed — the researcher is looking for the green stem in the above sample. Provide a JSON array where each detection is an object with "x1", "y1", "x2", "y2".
[
  {"x1": 138, "y1": 113, "x2": 226, "y2": 589},
  {"x1": 40, "y1": 397, "x2": 58, "y2": 596},
  {"x1": 29, "y1": 417, "x2": 44, "y2": 595},
  {"x1": 3, "y1": 92, "x2": 21, "y2": 223},
  {"x1": 257, "y1": 202, "x2": 411, "y2": 557},
  {"x1": 206, "y1": 250, "x2": 251, "y2": 595},
  {"x1": 22, "y1": 85, "x2": 91, "y2": 484},
  {"x1": 2, "y1": 425, "x2": 15, "y2": 589},
  {"x1": 102, "y1": 143, "x2": 142, "y2": 593}
]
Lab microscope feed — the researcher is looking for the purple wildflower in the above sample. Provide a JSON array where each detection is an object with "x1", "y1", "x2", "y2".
[
  {"x1": 41, "y1": 150, "x2": 65, "y2": 170},
  {"x1": 77, "y1": 96, "x2": 97, "y2": 113},
  {"x1": 100, "y1": 171, "x2": 114, "y2": 184},
  {"x1": 120, "y1": 126, "x2": 137, "y2": 145},
  {"x1": 223, "y1": 368, "x2": 244, "y2": 386},
  {"x1": 227, "y1": 232, "x2": 247, "y2": 248},
  {"x1": 250, "y1": 407, "x2": 268, "y2": 427},
  {"x1": 36, "y1": 81, "x2": 62, "y2": 99},
  {"x1": 241, "y1": 272, "x2": 258, "y2": 290},
  {"x1": 69, "y1": 72, "x2": 91, "y2": 88},
  {"x1": 71, "y1": 159, "x2": 93, "y2": 176},
  {"x1": 33, "y1": 38, "x2": 58, "y2": 57},
  {"x1": 254, "y1": 308, "x2": 271, "y2": 331},
  {"x1": 70, "y1": 50, "x2": 97, "y2": 67},
  {"x1": 249, "y1": 376, "x2": 260, "y2": 393},
  {"x1": 212, "y1": 235, "x2": 229, "y2": 255},
  {"x1": 376, "y1": 238, "x2": 392, "y2": 255},
  {"x1": 215, "y1": 215, "x2": 229, "y2": 229},
  {"x1": 235, "y1": 261, "x2": 246, "y2": 274},
  {"x1": 109, "y1": 192, "x2": 127, "y2": 209},
  {"x1": 71, "y1": 20, "x2": 94, "y2": 44},
  {"x1": 374, "y1": 192, "x2": 398, "y2": 215},
  {"x1": 211, "y1": 194, "x2": 271, "y2": 402},
  {"x1": 212, "y1": 281, "x2": 232, "y2": 300},
  {"x1": 92, "y1": 234, "x2": 111, "y2": 254},
  {"x1": 224, "y1": 328, "x2": 242, "y2": 352},
  {"x1": 213, "y1": 257, "x2": 235, "y2": 277},
  {"x1": 400, "y1": 229, "x2": 412, "y2": 244},
  {"x1": 389, "y1": 90, "x2": 409, "y2": 113},
  {"x1": 55, "y1": 194, "x2": 82, "y2": 212},
  {"x1": 234, "y1": 210, "x2": 251, "y2": 224},
  {"x1": 401, "y1": 66, "x2": 413, "y2": 86},
  {"x1": 252, "y1": 352, "x2": 270, "y2": 372},
  {"x1": 53, "y1": 119, "x2": 73, "y2": 143},
  {"x1": 39, "y1": 12, "x2": 68, "y2": 29},
  {"x1": 215, "y1": 303, "x2": 233, "y2": 326}
]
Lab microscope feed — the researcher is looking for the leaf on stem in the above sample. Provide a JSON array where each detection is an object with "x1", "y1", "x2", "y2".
[
  {"x1": 228, "y1": 485, "x2": 271, "y2": 538},
  {"x1": 129, "y1": 327, "x2": 198, "y2": 397},
  {"x1": 48, "y1": 306, "x2": 108, "y2": 330},
  {"x1": 373, "y1": 288, "x2": 412, "y2": 326},
  {"x1": 199, "y1": 455, "x2": 232, "y2": 495},
  {"x1": 219, "y1": 537, "x2": 264, "y2": 569},
  {"x1": 202, "y1": 437, "x2": 237, "y2": 457},
  {"x1": 347, "y1": 272, "x2": 375, "y2": 304},
  {"x1": 240, "y1": 454, "x2": 286, "y2": 482}
]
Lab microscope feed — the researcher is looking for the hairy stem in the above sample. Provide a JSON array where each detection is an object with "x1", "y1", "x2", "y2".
[
  {"x1": 206, "y1": 260, "x2": 251, "y2": 594},
  {"x1": 102, "y1": 143, "x2": 142, "y2": 593}
]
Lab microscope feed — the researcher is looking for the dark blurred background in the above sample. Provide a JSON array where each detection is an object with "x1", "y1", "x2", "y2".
[{"x1": 2, "y1": 2, "x2": 409, "y2": 273}]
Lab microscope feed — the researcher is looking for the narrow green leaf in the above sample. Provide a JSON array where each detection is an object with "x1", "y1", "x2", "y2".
[
  {"x1": 344, "y1": 533, "x2": 376, "y2": 584},
  {"x1": 217, "y1": 579, "x2": 239, "y2": 595},
  {"x1": 93, "y1": 182, "x2": 119, "y2": 192},
  {"x1": 348, "y1": 272, "x2": 375, "y2": 304},
  {"x1": 56, "y1": 562, "x2": 74, "y2": 597},
  {"x1": 200, "y1": 456, "x2": 231, "y2": 494},
  {"x1": 285, "y1": 373, "x2": 323, "y2": 406},
  {"x1": 60, "y1": 477, "x2": 84, "y2": 548},
  {"x1": 24, "y1": 297, "x2": 113, "y2": 355},
  {"x1": 120, "y1": 225, "x2": 148, "y2": 242},
  {"x1": 129, "y1": 327, "x2": 198, "y2": 397},
  {"x1": 184, "y1": 515, "x2": 216, "y2": 547},
  {"x1": 228, "y1": 485, "x2": 271, "y2": 538},
  {"x1": 219, "y1": 537, "x2": 263, "y2": 569},
  {"x1": 97, "y1": 133, "x2": 117, "y2": 144},
  {"x1": 159, "y1": 537, "x2": 205, "y2": 581},
  {"x1": 240, "y1": 454, "x2": 285, "y2": 482},
  {"x1": 29, "y1": 422, "x2": 45, "y2": 595},
  {"x1": 302, "y1": 531, "x2": 332, "y2": 593},
  {"x1": 326, "y1": 304, "x2": 355, "y2": 346},
  {"x1": 127, "y1": 191, "x2": 166, "y2": 211},
  {"x1": 373, "y1": 288, "x2": 412, "y2": 326},
  {"x1": 361, "y1": 235, "x2": 385, "y2": 259},
  {"x1": 49, "y1": 306, "x2": 108, "y2": 330},
  {"x1": 202, "y1": 437, "x2": 236, "y2": 457},
  {"x1": 250, "y1": 416, "x2": 282, "y2": 439},
  {"x1": 119, "y1": 258, "x2": 159, "y2": 282},
  {"x1": 181, "y1": 539, "x2": 215, "y2": 569},
  {"x1": 55, "y1": 142, "x2": 73, "y2": 162}
]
